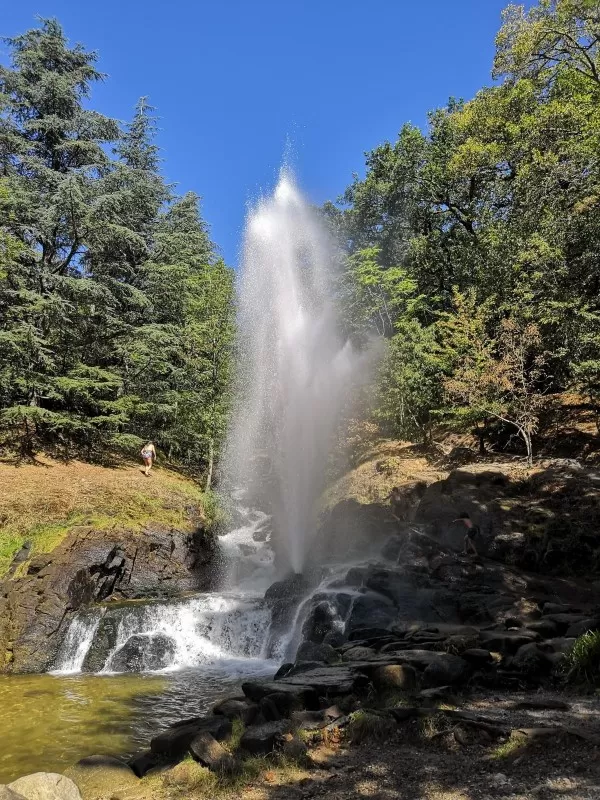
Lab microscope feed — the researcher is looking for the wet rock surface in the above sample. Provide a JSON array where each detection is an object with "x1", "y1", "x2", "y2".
[{"x1": 0, "y1": 525, "x2": 216, "y2": 673}]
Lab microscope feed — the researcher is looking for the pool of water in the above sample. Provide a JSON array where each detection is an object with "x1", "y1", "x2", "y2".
[{"x1": 0, "y1": 662, "x2": 273, "y2": 784}]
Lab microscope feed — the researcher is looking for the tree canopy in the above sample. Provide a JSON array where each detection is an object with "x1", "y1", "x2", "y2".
[
  {"x1": 332, "y1": 0, "x2": 600, "y2": 462},
  {"x1": 0, "y1": 19, "x2": 233, "y2": 477}
]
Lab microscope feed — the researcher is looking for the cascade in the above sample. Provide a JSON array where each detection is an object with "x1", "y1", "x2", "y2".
[{"x1": 52, "y1": 169, "x2": 371, "y2": 678}]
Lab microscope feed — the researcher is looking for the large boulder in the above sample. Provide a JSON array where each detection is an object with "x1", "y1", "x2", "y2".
[
  {"x1": 295, "y1": 641, "x2": 339, "y2": 664},
  {"x1": 151, "y1": 716, "x2": 231, "y2": 758},
  {"x1": 81, "y1": 616, "x2": 120, "y2": 672},
  {"x1": 345, "y1": 592, "x2": 396, "y2": 634},
  {"x1": 189, "y1": 733, "x2": 234, "y2": 772},
  {"x1": 109, "y1": 633, "x2": 175, "y2": 672},
  {"x1": 213, "y1": 698, "x2": 258, "y2": 725},
  {"x1": 7, "y1": 774, "x2": 82, "y2": 800},
  {"x1": 240, "y1": 721, "x2": 291, "y2": 755},
  {"x1": 372, "y1": 664, "x2": 417, "y2": 690}
]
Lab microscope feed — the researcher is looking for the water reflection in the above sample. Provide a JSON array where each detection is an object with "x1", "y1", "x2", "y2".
[{"x1": 0, "y1": 663, "x2": 271, "y2": 784}]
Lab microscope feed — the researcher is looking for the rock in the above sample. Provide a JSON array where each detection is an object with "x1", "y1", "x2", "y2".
[
  {"x1": 510, "y1": 642, "x2": 552, "y2": 675},
  {"x1": 75, "y1": 755, "x2": 131, "y2": 771},
  {"x1": 372, "y1": 664, "x2": 417, "y2": 690},
  {"x1": 80, "y1": 616, "x2": 120, "y2": 672},
  {"x1": 543, "y1": 613, "x2": 591, "y2": 635},
  {"x1": 323, "y1": 631, "x2": 346, "y2": 648},
  {"x1": 213, "y1": 698, "x2": 259, "y2": 725},
  {"x1": 301, "y1": 600, "x2": 346, "y2": 644},
  {"x1": 189, "y1": 732, "x2": 235, "y2": 772},
  {"x1": 342, "y1": 646, "x2": 378, "y2": 662},
  {"x1": 0, "y1": 788, "x2": 27, "y2": 800},
  {"x1": 513, "y1": 698, "x2": 569, "y2": 710},
  {"x1": 0, "y1": 524, "x2": 215, "y2": 673},
  {"x1": 273, "y1": 662, "x2": 293, "y2": 680},
  {"x1": 282, "y1": 735, "x2": 308, "y2": 762},
  {"x1": 345, "y1": 593, "x2": 396, "y2": 634},
  {"x1": 543, "y1": 603, "x2": 573, "y2": 615},
  {"x1": 479, "y1": 629, "x2": 540, "y2": 654},
  {"x1": 240, "y1": 721, "x2": 291, "y2": 754},
  {"x1": 242, "y1": 681, "x2": 319, "y2": 710},
  {"x1": 128, "y1": 751, "x2": 164, "y2": 778},
  {"x1": 423, "y1": 655, "x2": 471, "y2": 687},
  {"x1": 565, "y1": 618, "x2": 600, "y2": 638},
  {"x1": 264, "y1": 574, "x2": 310, "y2": 602},
  {"x1": 526, "y1": 619, "x2": 559, "y2": 638},
  {"x1": 266, "y1": 691, "x2": 305, "y2": 717},
  {"x1": 323, "y1": 704, "x2": 344, "y2": 720},
  {"x1": 462, "y1": 648, "x2": 493, "y2": 665},
  {"x1": 419, "y1": 686, "x2": 453, "y2": 701},
  {"x1": 348, "y1": 626, "x2": 395, "y2": 642},
  {"x1": 109, "y1": 633, "x2": 175, "y2": 672},
  {"x1": 295, "y1": 641, "x2": 340, "y2": 664},
  {"x1": 365, "y1": 570, "x2": 415, "y2": 608},
  {"x1": 8, "y1": 774, "x2": 82, "y2": 800},
  {"x1": 273, "y1": 665, "x2": 368, "y2": 695},
  {"x1": 259, "y1": 696, "x2": 281, "y2": 721},
  {"x1": 151, "y1": 716, "x2": 232, "y2": 757},
  {"x1": 381, "y1": 535, "x2": 404, "y2": 562}
]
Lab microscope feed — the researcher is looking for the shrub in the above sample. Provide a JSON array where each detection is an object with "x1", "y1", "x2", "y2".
[{"x1": 563, "y1": 630, "x2": 600, "y2": 686}]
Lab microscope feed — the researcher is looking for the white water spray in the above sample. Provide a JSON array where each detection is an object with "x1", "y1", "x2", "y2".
[{"x1": 224, "y1": 169, "x2": 365, "y2": 574}]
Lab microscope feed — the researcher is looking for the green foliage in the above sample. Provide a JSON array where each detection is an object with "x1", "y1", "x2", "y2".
[
  {"x1": 563, "y1": 630, "x2": 600, "y2": 686},
  {"x1": 0, "y1": 19, "x2": 233, "y2": 478},
  {"x1": 333, "y1": 0, "x2": 600, "y2": 458}
]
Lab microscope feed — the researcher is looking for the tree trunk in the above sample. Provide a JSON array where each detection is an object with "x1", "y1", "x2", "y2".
[
  {"x1": 521, "y1": 429, "x2": 533, "y2": 466},
  {"x1": 205, "y1": 439, "x2": 214, "y2": 492}
]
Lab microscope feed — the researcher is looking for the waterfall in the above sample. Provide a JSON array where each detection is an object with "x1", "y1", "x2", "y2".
[
  {"x1": 223, "y1": 168, "x2": 367, "y2": 575},
  {"x1": 53, "y1": 610, "x2": 105, "y2": 674}
]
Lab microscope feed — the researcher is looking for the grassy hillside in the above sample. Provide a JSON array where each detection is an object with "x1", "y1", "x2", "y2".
[{"x1": 0, "y1": 458, "x2": 207, "y2": 578}]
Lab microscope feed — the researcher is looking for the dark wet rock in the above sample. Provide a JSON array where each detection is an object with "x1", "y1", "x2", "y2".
[
  {"x1": 346, "y1": 593, "x2": 396, "y2": 634},
  {"x1": 128, "y1": 751, "x2": 165, "y2": 778},
  {"x1": 365, "y1": 570, "x2": 416, "y2": 608},
  {"x1": 301, "y1": 600, "x2": 342, "y2": 644},
  {"x1": 189, "y1": 732, "x2": 235, "y2": 772},
  {"x1": 348, "y1": 626, "x2": 396, "y2": 642},
  {"x1": 0, "y1": 523, "x2": 214, "y2": 673},
  {"x1": 372, "y1": 664, "x2": 417, "y2": 690},
  {"x1": 273, "y1": 662, "x2": 294, "y2": 680},
  {"x1": 264, "y1": 574, "x2": 310, "y2": 602},
  {"x1": 259, "y1": 695, "x2": 281, "y2": 722},
  {"x1": 266, "y1": 690, "x2": 305, "y2": 717},
  {"x1": 543, "y1": 602, "x2": 574, "y2": 615},
  {"x1": 479, "y1": 629, "x2": 540, "y2": 654},
  {"x1": 462, "y1": 648, "x2": 493, "y2": 665},
  {"x1": 342, "y1": 646, "x2": 378, "y2": 662},
  {"x1": 240, "y1": 721, "x2": 292, "y2": 755},
  {"x1": 526, "y1": 619, "x2": 559, "y2": 638},
  {"x1": 242, "y1": 681, "x2": 319, "y2": 710},
  {"x1": 296, "y1": 641, "x2": 340, "y2": 664},
  {"x1": 81, "y1": 615, "x2": 120, "y2": 673},
  {"x1": 276, "y1": 665, "x2": 368, "y2": 695},
  {"x1": 343, "y1": 567, "x2": 369, "y2": 587},
  {"x1": 509, "y1": 642, "x2": 553, "y2": 675},
  {"x1": 323, "y1": 630, "x2": 346, "y2": 648},
  {"x1": 314, "y1": 499, "x2": 398, "y2": 563},
  {"x1": 565, "y1": 618, "x2": 600, "y2": 637},
  {"x1": 213, "y1": 698, "x2": 259, "y2": 725},
  {"x1": 423, "y1": 654, "x2": 471, "y2": 687},
  {"x1": 109, "y1": 633, "x2": 175, "y2": 672},
  {"x1": 542, "y1": 613, "x2": 592, "y2": 635},
  {"x1": 381, "y1": 535, "x2": 405, "y2": 562},
  {"x1": 151, "y1": 716, "x2": 231, "y2": 758}
]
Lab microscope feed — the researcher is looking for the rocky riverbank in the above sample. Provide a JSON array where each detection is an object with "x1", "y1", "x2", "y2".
[
  {"x1": 0, "y1": 458, "x2": 217, "y2": 672},
  {"x1": 21, "y1": 470, "x2": 596, "y2": 800}
]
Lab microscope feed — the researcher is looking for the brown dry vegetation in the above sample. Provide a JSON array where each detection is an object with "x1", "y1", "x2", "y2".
[{"x1": 0, "y1": 457, "x2": 206, "y2": 576}]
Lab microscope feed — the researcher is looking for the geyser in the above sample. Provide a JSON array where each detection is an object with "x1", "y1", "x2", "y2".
[{"x1": 224, "y1": 168, "x2": 366, "y2": 574}]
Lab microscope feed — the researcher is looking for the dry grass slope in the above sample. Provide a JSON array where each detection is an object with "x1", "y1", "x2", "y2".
[{"x1": 0, "y1": 457, "x2": 206, "y2": 577}]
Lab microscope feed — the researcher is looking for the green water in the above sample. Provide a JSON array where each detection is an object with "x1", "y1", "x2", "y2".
[{"x1": 0, "y1": 668, "x2": 254, "y2": 784}]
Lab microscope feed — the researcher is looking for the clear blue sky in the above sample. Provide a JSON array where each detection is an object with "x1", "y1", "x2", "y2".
[{"x1": 2, "y1": 1, "x2": 519, "y2": 266}]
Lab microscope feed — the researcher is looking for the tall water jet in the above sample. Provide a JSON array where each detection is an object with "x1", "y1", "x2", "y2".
[{"x1": 224, "y1": 169, "x2": 366, "y2": 575}]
